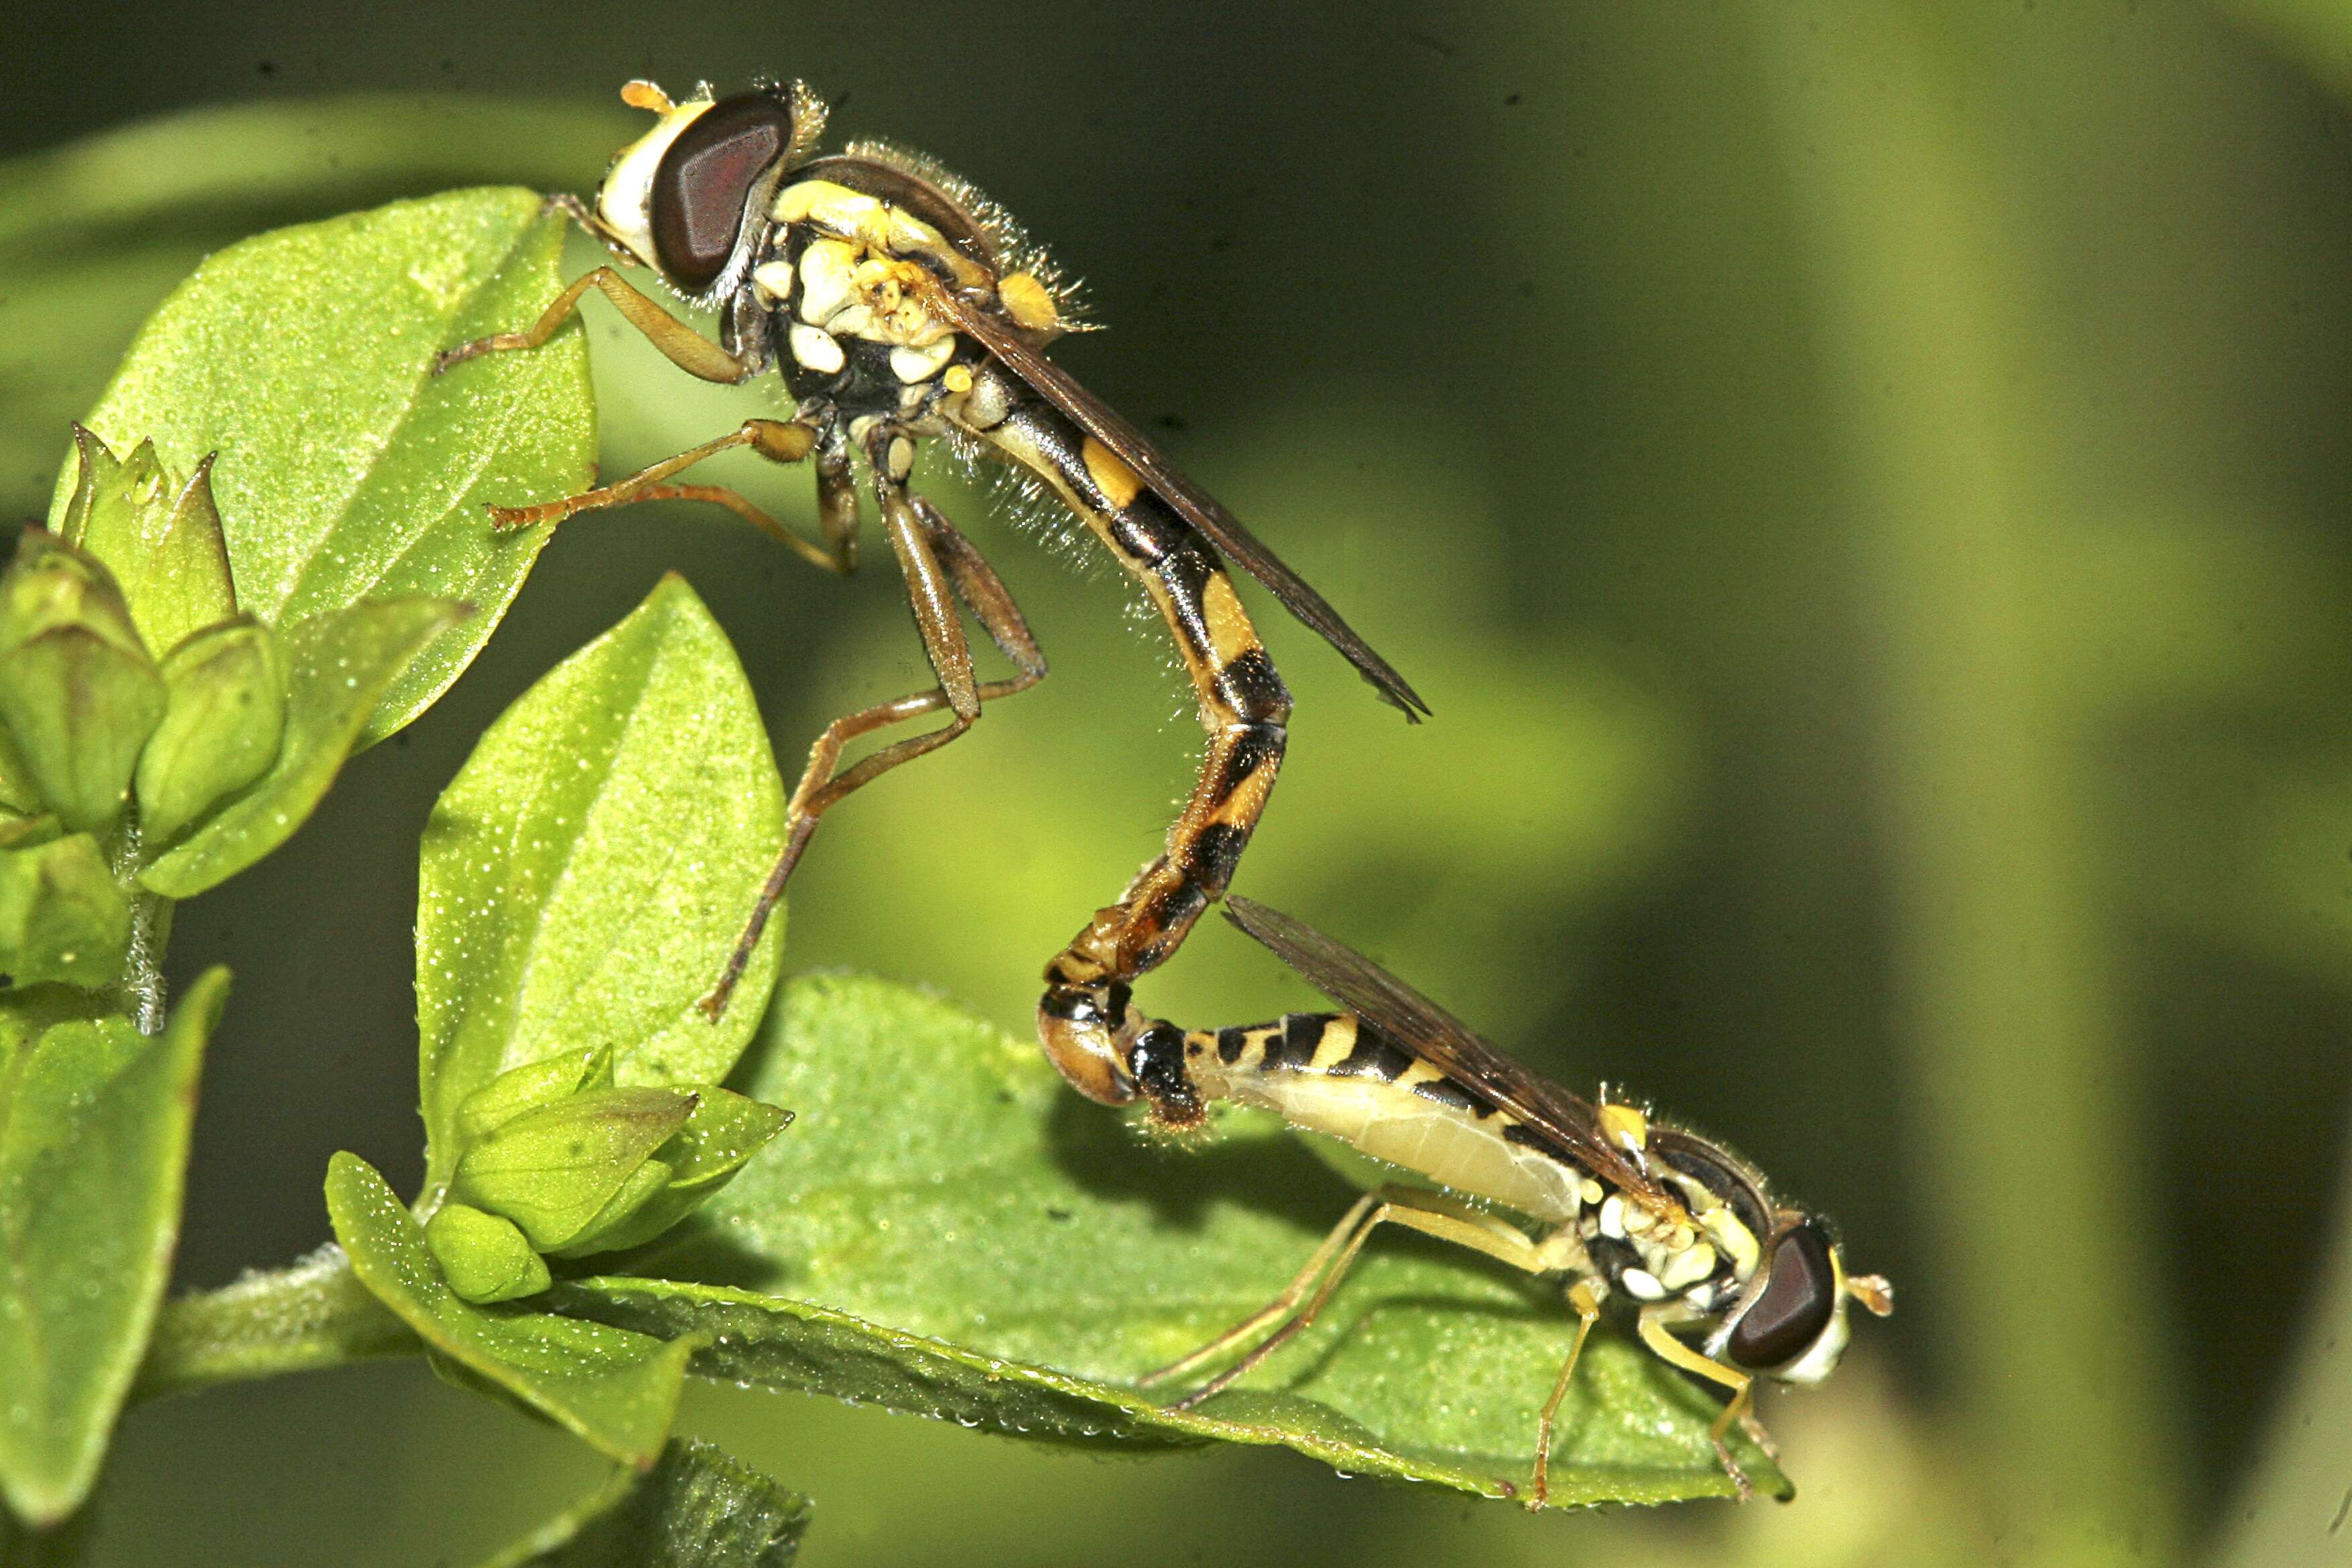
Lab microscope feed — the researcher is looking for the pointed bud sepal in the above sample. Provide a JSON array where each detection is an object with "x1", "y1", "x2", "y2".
[
  {"x1": 554, "y1": 1087, "x2": 793, "y2": 1257},
  {"x1": 60, "y1": 426, "x2": 237, "y2": 656},
  {"x1": 450, "y1": 1085, "x2": 697, "y2": 1253},
  {"x1": 424, "y1": 1202, "x2": 553, "y2": 1304},
  {"x1": 544, "y1": 1155, "x2": 675, "y2": 1260},
  {"x1": 454, "y1": 1046, "x2": 617, "y2": 1145},
  {"x1": 0, "y1": 532, "x2": 166, "y2": 834}
]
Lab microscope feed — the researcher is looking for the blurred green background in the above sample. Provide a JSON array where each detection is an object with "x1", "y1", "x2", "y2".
[{"x1": 4, "y1": 1, "x2": 2349, "y2": 1564}]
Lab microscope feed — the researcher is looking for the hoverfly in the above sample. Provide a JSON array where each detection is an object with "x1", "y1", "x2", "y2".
[
  {"x1": 1052, "y1": 896, "x2": 1893, "y2": 1506},
  {"x1": 436, "y1": 81, "x2": 1426, "y2": 1042}
]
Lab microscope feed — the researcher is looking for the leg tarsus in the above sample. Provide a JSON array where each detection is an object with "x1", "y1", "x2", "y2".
[
  {"x1": 1139, "y1": 1191, "x2": 1382, "y2": 1389},
  {"x1": 1154, "y1": 1187, "x2": 1547, "y2": 1411},
  {"x1": 485, "y1": 419, "x2": 836, "y2": 569},
  {"x1": 1635, "y1": 1306, "x2": 1758, "y2": 1502},
  {"x1": 436, "y1": 266, "x2": 754, "y2": 383},
  {"x1": 1738, "y1": 1406, "x2": 1782, "y2": 1466},
  {"x1": 1526, "y1": 1280, "x2": 1603, "y2": 1510},
  {"x1": 697, "y1": 814, "x2": 818, "y2": 1020}
]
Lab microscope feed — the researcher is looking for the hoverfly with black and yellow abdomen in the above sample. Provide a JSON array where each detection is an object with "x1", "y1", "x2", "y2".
[
  {"x1": 1056, "y1": 896, "x2": 1893, "y2": 1507},
  {"x1": 435, "y1": 79, "x2": 1427, "y2": 1043}
]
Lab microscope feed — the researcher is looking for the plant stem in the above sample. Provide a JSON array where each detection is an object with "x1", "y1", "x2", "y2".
[
  {"x1": 104, "y1": 813, "x2": 168, "y2": 1035},
  {"x1": 131, "y1": 1249, "x2": 419, "y2": 1402}
]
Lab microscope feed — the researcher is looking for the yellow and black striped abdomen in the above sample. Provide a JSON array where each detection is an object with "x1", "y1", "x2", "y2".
[{"x1": 1181, "y1": 1014, "x2": 1591, "y2": 1226}]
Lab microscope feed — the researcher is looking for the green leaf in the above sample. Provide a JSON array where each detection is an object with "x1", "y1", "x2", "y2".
[
  {"x1": 324, "y1": 1153, "x2": 695, "y2": 1469},
  {"x1": 475, "y1": 1439, "x2": 811, "y2": 1568},
  {"x1": 132, "y1": 618, "x2": 285, "y2": 846},
  {"x1": 49, "y1": 186, "x2": 595, "y2": 741},
  {"x1": 0, "y1": 96, "x2": 625, "y2": 516},
  {"x1": 559, "y1": 975, "x2": 1785, "y2": 1508},
  {"x1": 138, "y1": 597, "x2": 462, "y2": 897},
  {"x1": 0, "y1": 831, "x2": 130, "y2": 991},
  {"x1": 416, "y1": 577, "x2": 787, "y2": 1195},
  {"x1": 58, "y1": 427, "x2": 236, "y2": 656},
  {"x1": 0, "y1": 968, "x2": 228, "y2": 1526}
]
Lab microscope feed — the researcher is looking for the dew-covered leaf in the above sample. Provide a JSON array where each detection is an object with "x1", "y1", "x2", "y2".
[
  {"x1": 49, "y1": 187, "x2": 595, "y2": 740},
  {"x1": 0, "y1": 969, "x2": 228, "y2": 1526},
  {"x1": 415, "y1": 577, "x2": 786, "y2": 1197},
  {"x1": 475, "y1": 1439, "x2": 811, "y2": 1568},
  {"x1": 0, "y1": 828, "x2": 130, "y2": 992},
  {"x1": 0, "y1": 97, "x2": 624, "y2": 516},
  {"x1": 324, "y1": 1153, "x2": 694, "y2": 1469},
  {"x1": 138, "y1": 598, "x2": 464, "y2": 896},
  {"x1": 560, "y1": 975, "x2": 1785, "y2": 1508}
]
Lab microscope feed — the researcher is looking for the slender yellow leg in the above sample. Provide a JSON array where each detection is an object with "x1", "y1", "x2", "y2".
[
  {"x1": 1635, "y1": 1306, "x2": 1758, "y2": 1501},
  {"x1": 1738, "y1": 1407, "x2": 1783, "y2": 1467},
  {"x1": 1526, "y1": 1279, "x2": 1604, "y2": 1510},
  {"x1": 1138, "y1": 1191, "x2": 1383, "y2": 1388},
  {"x1": 435, "y1": 265, "x2": 754, "y2": 384},
  {"x1": 1158, "y1": 1186, "x2": 1548, "y2": 1410}
]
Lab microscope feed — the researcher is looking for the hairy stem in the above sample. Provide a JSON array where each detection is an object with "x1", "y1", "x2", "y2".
[
  {"x1": 131, "y1": 1250, "x2": 419, "y2": 1402},
  {"x1": 103, "y1": 812, "x2": 170, "y2": 1035}
]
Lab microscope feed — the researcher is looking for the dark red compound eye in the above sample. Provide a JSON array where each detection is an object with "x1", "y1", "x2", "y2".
[
  {"x1": 649, "y1": 91, "x2": 797, "y2": 292},
  {"x1": 1727, "y1": 1219, "x2": 1838, "y2": 1369}
]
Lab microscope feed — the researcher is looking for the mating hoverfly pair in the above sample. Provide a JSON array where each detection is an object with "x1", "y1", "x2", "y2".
[{"x1": 436, "y1": 78, "x2": 1891, "y2": 1506}]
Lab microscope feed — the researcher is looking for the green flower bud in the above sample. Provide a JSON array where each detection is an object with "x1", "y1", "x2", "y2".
[
  {"x1": 544, "y1": 1157, "x2": 673, "y2": 1260},
  {"x1": 450, "y1": 1086, "x2": 697, "y2": 1253},
  {"x1": 563, "y1": 1089, "x2": 794, "y2": 1256},
  {"x1": 0, "y1": 530, "x2": 149, "y2": 659},
  {"x1": 0, "y1": 823, "x2": 131, "y2": 989},
  {"x1": 134, "y1": 618, "x2": 287, "y2": 844},
  {"x1": 454, "y1": 1046, "x2": 616, "y2": 1145},
  {"x1": 424, "y1": 1202, "x2": 552, "y2": 1304},
  {"x1": 60, "y1": 426, "x2": 237, "y2": 655},
  {"x1": 0, "y1": 532, "x2": 165, "y2": 834}
]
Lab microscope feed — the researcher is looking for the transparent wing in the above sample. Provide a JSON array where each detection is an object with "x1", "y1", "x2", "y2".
[
  {"x1": 1223, "y1": 897, "x2": 1667, "y2": 1204},
  {"x1": 908, "y1": 274, "x2": 1430, "y2": 722}
]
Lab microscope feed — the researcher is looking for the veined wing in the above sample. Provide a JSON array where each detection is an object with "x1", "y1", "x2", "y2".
[
  {"x1": 1224, "y1": 897, "x2": 1670, "y2": 1206},
  {"x1": 908, "y1": 273, "x2": 1430, "y2": 722}
]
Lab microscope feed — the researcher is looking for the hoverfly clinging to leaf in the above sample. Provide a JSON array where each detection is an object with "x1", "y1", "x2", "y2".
[
  {"x1": 1093, "y1": 898, "x2": 1894, "y2": 1506},
  {"x1": 437, "y1": 79, "x2": 1426, "y2": 1055}
]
